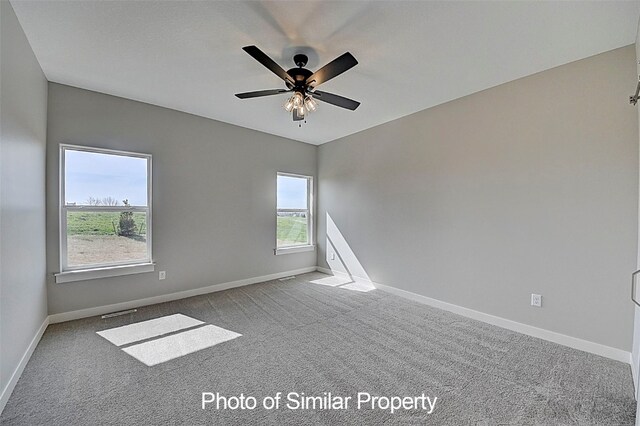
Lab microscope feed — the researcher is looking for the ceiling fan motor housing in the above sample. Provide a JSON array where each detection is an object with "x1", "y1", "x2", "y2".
[{"x1": 285, "y1": 66, "x2": 313, "y2": 91}]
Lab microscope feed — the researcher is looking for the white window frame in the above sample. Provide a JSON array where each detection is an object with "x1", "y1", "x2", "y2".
[
  {"x1": 56, "y1": 144, "x2": 153, "y2": 283},
  {"x1": 275, "y1": 172, "x2": 315, "y2": 255}
]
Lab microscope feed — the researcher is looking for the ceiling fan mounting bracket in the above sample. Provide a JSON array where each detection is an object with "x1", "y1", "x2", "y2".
[{"x1": 293, "y1": 54, "x2": 308, "y2": 68}]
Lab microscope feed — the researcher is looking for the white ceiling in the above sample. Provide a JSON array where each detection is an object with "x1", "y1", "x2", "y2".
[{"x1": 10, "y1": 0, "x2": 640, "y2": 145}]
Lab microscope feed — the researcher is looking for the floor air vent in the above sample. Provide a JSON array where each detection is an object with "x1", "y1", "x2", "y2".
[
  {"x1": 101, "y1": 309, "x2": 138, "y2": 319},
  {"x1": 278, "y1": 276, "x2": 296, "y2": 281}
]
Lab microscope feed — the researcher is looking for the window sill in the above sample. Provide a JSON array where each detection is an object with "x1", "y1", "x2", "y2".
[
  {"x1": 274, "y1": 245, "x2": 316, "y2": 255},
  {"x1": 55, "y1": 262, "x2": 155, "y2": 284}
]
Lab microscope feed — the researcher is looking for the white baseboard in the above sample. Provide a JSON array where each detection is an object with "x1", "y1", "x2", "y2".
[
  {"x1": 0, "y1": 316, "x2": 49, "y2": 414},
  {"x1": 49, "y1": 266, "x2": 318, "y2": 324},
  {"x1": 317, "y1": 267, "x2": 631, "y2": 364}
]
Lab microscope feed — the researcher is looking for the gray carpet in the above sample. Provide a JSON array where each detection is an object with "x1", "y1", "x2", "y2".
[{"x1": 1, "y1": 272, "x2": 635, "y2": 425}]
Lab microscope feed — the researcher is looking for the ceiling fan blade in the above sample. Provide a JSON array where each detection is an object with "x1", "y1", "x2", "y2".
[
  {"x1": 311, "y1": 90, "x2": 360, "y2": 111},
  {"x1": 242, "y1": 45, "x2": 294, "y2": 84},
  {"x1": 235, "y1": 89, "x2": 289, "y2": 99},
  {"x1": 306, "y1": 52, "x2": 358, "y2": 88},
  {"x1": 293, "y1": 108, "x2": 304, "y2": 121}
]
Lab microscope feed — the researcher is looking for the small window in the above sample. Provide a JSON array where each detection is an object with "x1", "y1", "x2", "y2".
[
  {"x1": 59, "y1": 145, "x2": 152, "y2": 272},
  {"x1": 276, "y1": 173, "x2": 313, "y2": 253}
]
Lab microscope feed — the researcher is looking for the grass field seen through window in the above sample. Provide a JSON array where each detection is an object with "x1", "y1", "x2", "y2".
[
  {"x1": 277, "y1": 215, "x2": 308, "y2": 247},
  {"x1": 66, "y1": 213, "x2": 308, "y2": 266},
  {"x1": 66, "y1": 212, "x2": 147, "y2": 267},
  {"x1": 67, "y1": 212, "x2": 147, "y2": 235}
]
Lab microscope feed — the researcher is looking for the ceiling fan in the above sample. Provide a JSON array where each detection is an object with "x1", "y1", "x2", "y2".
[{"x1": 235, "y1": 45, "x2": 360, "y2": 122}]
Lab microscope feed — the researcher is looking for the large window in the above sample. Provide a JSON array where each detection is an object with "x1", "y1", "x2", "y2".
[
  {"x1": 59, "y1": 145, "x2": 152, "y2": 276},
  {"x1": 276, "y1": 173, "x2": 313, "y2": 254}
]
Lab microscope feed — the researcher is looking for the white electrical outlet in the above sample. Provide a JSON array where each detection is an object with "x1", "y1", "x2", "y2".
[
  {"x1": 159, "y1": 271, "x2": 166, "y2": 280},
  {"x1": 531, "y1": 294, "x2": 542, "y2": 307},
  {"x1": 330, "y1": 253, "x2": 335, "y2": 260}
]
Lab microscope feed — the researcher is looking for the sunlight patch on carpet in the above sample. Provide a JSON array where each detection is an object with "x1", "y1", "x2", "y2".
[
  {"x1": 97, "y1": 313, "x2": 203, "y2": 346},
  {"x1": 97, "y1": 314, "x2": 241, "y2": 366},
  {"x1": 122, "y1": 324, "x2": 241, "y2": 366},
  {"x1": 310, "y1": 275, "x2": 375, "y2": 292},
  {"x1": 340, "y1": 280, "x2": 376, "y2": 292},
  {"x1": 310, "y1": 276, "x2": 353, "y2": 287}
]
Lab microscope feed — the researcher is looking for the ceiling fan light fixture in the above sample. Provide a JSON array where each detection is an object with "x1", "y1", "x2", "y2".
[
  {"x1": 285, "y1": 92, "x2": 307, "y2": 117},
  {"x1": 284, "y1": 97, "x2": 295, "y2": 112},
  {"x1": 292, "y1": 92, "x2": 304, "y2": 108},
  {"x1": 304, "y1": 96, "x2": 317, "y2": 113}
]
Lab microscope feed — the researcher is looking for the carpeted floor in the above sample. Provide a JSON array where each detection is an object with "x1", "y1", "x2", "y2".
[{"x1": 1, "y1": 272, "x2": 635, "y2": 425}]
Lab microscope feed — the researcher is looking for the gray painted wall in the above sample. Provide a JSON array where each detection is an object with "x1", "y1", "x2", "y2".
[
  {"x1": 317, "y1": 45, "x2": 638, "y2": 351},
  {"x1": 46, "y1": 83, "x2": 317, "y2": 314},
  {"x1": 632, "y1": 20, "x2": 640, "y2": 409},
  {"x1": 0, "y1": 0, "x2": 48, "y2": 396}
]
